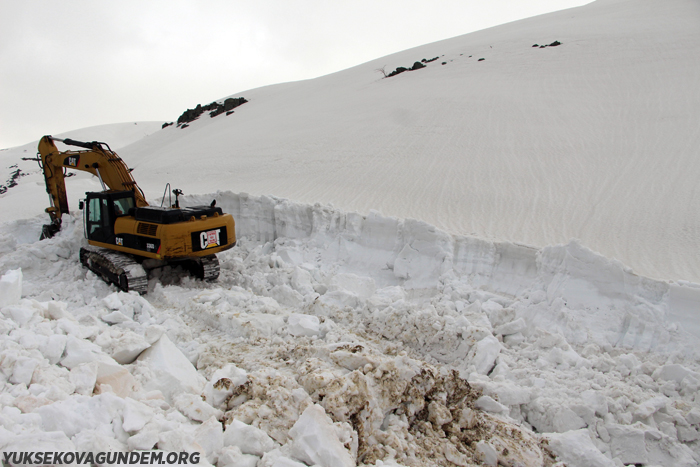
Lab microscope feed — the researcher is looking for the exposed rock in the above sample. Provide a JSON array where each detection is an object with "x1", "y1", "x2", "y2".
[
  {"x1": 385, "y1": 57, "x2": 434, "y2": 78},
  {"x1": 176, "y1": 97, "x2": 248, "y2": 126},
  {"x1": 0, "y1": 166, "x2": 26, "y2": 195}
]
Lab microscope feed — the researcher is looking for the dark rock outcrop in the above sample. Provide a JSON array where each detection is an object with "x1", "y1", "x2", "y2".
[{"x1": 176, "y1": 97, "x2": 248, "y2": 127}]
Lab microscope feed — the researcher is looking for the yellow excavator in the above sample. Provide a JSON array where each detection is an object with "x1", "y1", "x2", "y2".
[{"x1": 37, "y1": 135, "x2": 236, "y2": 293}]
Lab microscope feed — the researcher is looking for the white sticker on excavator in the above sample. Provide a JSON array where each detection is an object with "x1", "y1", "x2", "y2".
[
  {"x1": 64, "y1": 155, "x2": 80, "y2": 167},
  {"x1": 200, "y1": 229, "x2": 221, "y2": 249}
]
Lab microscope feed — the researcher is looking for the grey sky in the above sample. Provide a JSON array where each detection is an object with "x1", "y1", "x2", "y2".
[{"x1": 0, "y1": 0, "x2": 590, "y2": 149}]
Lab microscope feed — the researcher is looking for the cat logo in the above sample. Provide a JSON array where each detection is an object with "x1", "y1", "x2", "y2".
[
  {"x1": 115, "y1": 237, "x2": 124, "y2": 246},
  {"x1": 200, "y1": 229, "x2": 221, "y2": 249},
  {"x1": 64, "y1": 155, "x2": 80, "y2": 167}
]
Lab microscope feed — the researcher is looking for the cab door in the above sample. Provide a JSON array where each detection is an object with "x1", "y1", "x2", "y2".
[{"x1": 85, "y1": 195, "x2": 114, "y2": 243}]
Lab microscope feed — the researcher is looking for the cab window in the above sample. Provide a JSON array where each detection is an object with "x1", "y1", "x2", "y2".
[{"x1": 113, "y1": 197, "x2": 134, "y2": 217}]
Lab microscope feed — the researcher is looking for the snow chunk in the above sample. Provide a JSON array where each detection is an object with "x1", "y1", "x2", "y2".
[
  {"x1": 580, "y1": 389, "x2": 608, "y2": 417},
  {"x1": 330, "y1": 273, "x2": 376, "y2": 300},
  {"x1": 174, "y1": 393, "x2": 223, "y2": 422},
  {"x1": 687, "y1": 407, "x2": 700, "y2": 426},
  {"x1": 475, "y1": 441, "x2": 498, "y2": 466},
  {"x1": 102, "y1": 292, "x2": 124, "y2": 311},
  {"x1": 101, "y1": 310, "x2": 132, "y2": 324},
  {"x1": 47, "y1": 301, "x2": 71, "y2": 320},
  {"x1": 4, "y1": 305, "x2": 37, "y2": 327},
  {"x1": 288, "y1": 313, "x2": 320, "y2": 337},
  {"x1": 10, "y1": 356, "x2": 39, "y2": 385},
  {"x1": 494, "y1": 317, "x2": 527, "y2": 336},
  {"x1": 634, "y1": 396, "x2": 667, "y2": 420},
  {"x1": 223, "y1": 419, "x2": 275, "y2": 456},
  {"x1": 288, "y1": 404, "x2": 355, "y2": 467},
  {"x1": 40, "y1": 334, "x2": 68, "y2": 365},
  {"x1": 37, "y1": 392, "x2": 125, "y2": 439},
  {"x1": 0, "y1": 268, "x2": 22, "y2": 308},
  {"x1": 136, "y1": 334, "x2": 206, "y2": 404},
  {"x1": 468, "y1": 335, "x2": 501, "y2": 375},
  {"x1": 122, "y1": 397, "x2": 154, "y2": 433},
  {"x1": 606, "y1": 423, "x2": 648, "y2": 465},
  {"x1": 110, "y1": 331, "x2": 151, "y2": 364},
  {"x1": 368, "y1": 286, "x2": 406, "y2": 310},
  {"x1": 0, "y1": 431, "x2": 75, "y2": 461},
  {"x1": 69, "y1": 362, "x2": 98, "y2": 395},
  {"x1": 474, "y1": 396, "x2": 509, "y2": 415},
  {"x1": 218, "y1": 446, "x2": 260, "y2": 467},
  {"x1": 290, "y1": 267, "x2": 316, "y2": 296},
  {"x1": 655, "y1": 363, "x2": 698, "y2": 384},
  {"x1": 194, "y1": 417, "x2": 224, "y2": 464},
  {"x1": 202, "y1": 364, "x2": 248, "y2": 410},
  {"x1": 60, "y1": 336, "x2": 114, "y2": 369},
  {"x1": 545, "y1": 429, "x2": 615, "y2": 467},
  {"x1": 127, "y1": 430, "x2": 160, "y2": 451},
  {"x1": 95, "y1": 361, "x2": 137, "y2": 398}
]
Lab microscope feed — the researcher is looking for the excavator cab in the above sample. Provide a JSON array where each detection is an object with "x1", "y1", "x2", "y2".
[{"x1": 83, "y1": 191, "x2": 135, "y2": 244}]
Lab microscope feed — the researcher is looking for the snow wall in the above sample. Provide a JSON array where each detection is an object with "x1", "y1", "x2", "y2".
[{"x1": 184, "y1": 191, "x2": 700, "y2": 346}]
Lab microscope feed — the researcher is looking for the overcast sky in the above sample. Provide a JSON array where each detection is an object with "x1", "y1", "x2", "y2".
[{"x1": 0, "y1": 0, "x2": 590, "y2": 149}]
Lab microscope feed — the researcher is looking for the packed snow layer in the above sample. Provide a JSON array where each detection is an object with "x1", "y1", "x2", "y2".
[
  {"x1": 1, "y1": 190, "x2": 700, "y2": 466},
  {"x1": 189, "y1": 190, "x2": 700, "y2": 344}
]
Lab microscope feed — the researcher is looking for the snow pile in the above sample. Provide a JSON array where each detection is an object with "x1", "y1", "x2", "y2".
[
  {"x1": 1, "y1": 191, "x2": 700, "y2": 466},
  {"x1": 0, "y1": 268, "x2": 21, "y2": 308}
]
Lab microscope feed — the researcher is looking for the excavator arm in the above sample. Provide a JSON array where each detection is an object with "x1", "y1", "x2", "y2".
[{"x1": 37, "y1": 135, "x2": 148, "y2": 237}]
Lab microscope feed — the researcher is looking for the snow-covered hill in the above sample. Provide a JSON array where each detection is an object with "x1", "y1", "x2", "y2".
[
  {"x1": 2, "y1": 0, "x2": 700, "y2": 466},
  {"x1": 113, "y1": 0, "x2": 700, "y2": 284},
  {"x1": 4, "y1": 1, "x2": 700, "y2": 283}
]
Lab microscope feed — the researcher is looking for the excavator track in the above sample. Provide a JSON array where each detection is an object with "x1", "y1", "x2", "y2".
[{"x1": 80, "y1": 247, "x2": 148, "y2": 294}]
